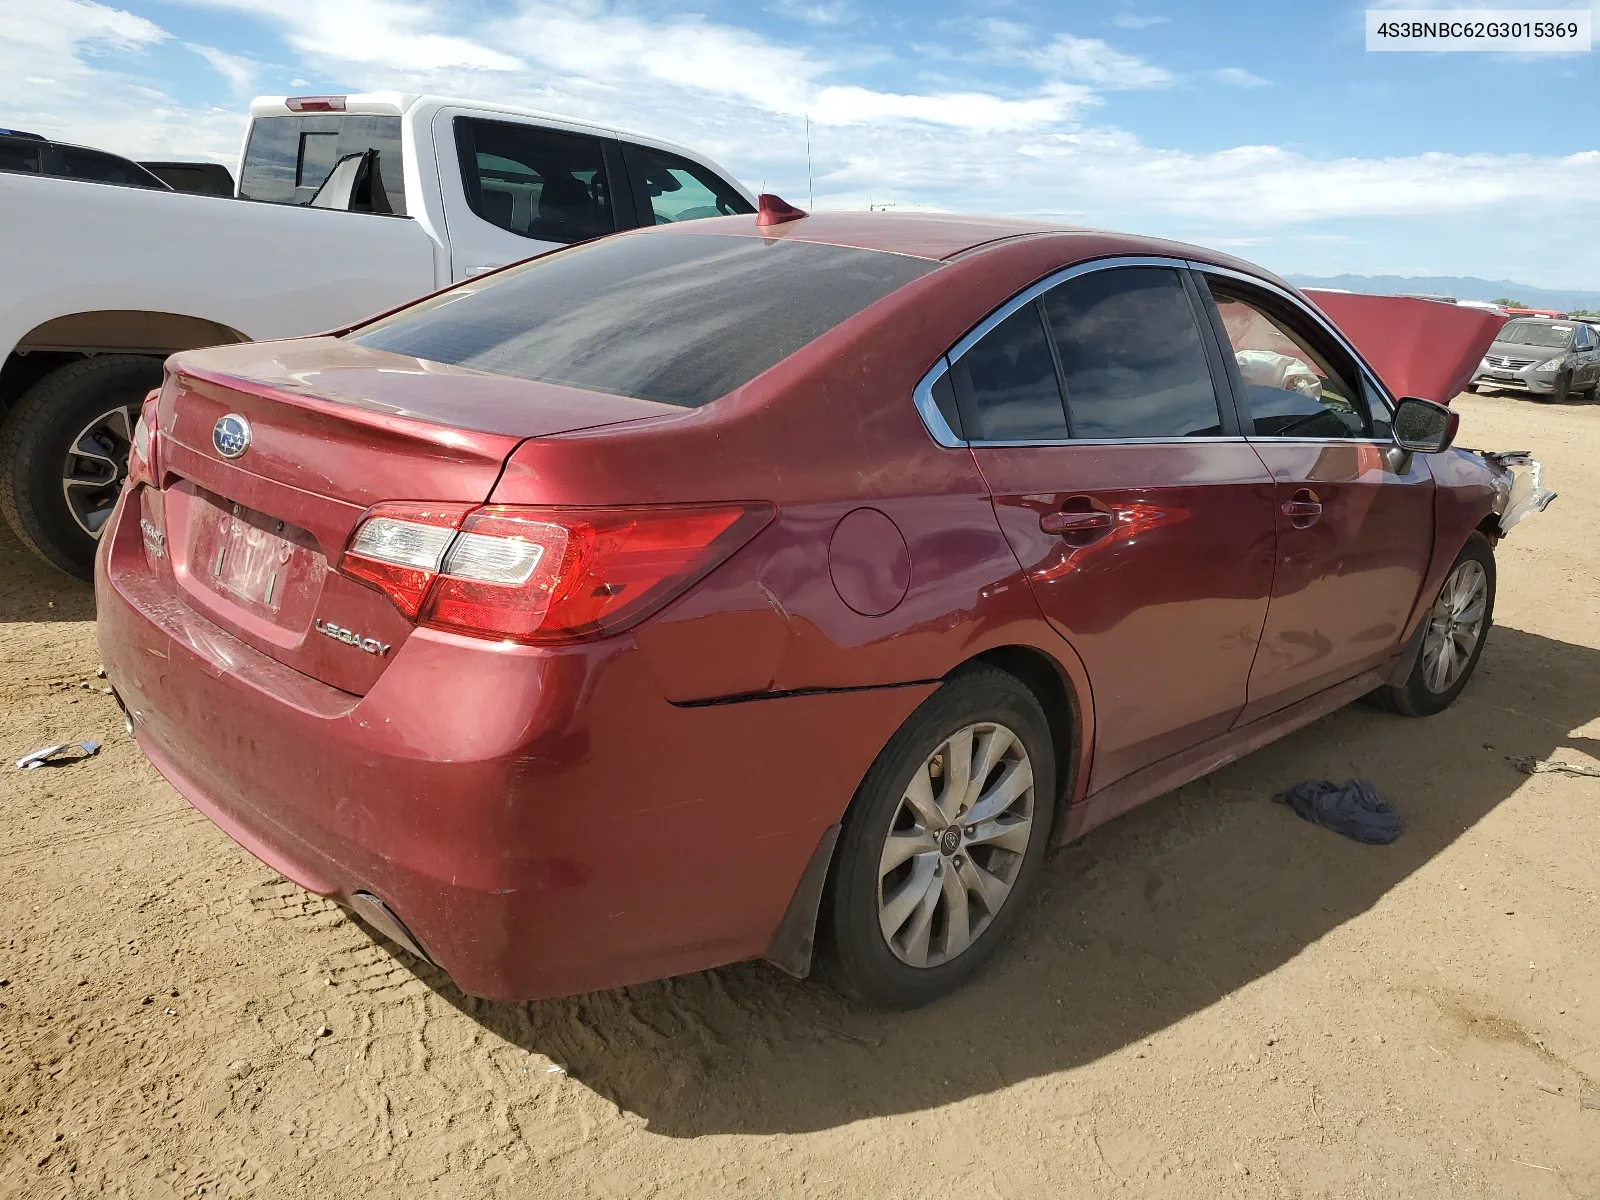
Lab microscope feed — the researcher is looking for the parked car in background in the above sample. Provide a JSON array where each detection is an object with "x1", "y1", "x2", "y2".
[
  {"x1": 0, "y1": 93, "x2": 754, "y2": 578},
  {"x1": 98, "y1": 209, "x2": 1550, "y2": 1008},
  {"x1": 1468, "y1": 317, "x2": 1600, "y2": 401},
  {"x1": 0, "y1": 128, "x2": 172, "y2": 190},
  {"x1": 139, "y1": 161, "x2": 235, "y2": 197},
  {"x1": 1504, "y1": 306, "x2": 1568, "y2": 319}
]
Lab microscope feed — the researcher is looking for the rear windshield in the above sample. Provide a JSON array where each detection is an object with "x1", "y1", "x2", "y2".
[
  {"x1": 1498, "y1": 320, "x2": 1572, "y2": 349},
  {"x1": 239, "y1": 115, "x2": 406, "y2": 215},
  {"x1": 347, "y1": 234, "x2": 937, "y2": 407}
]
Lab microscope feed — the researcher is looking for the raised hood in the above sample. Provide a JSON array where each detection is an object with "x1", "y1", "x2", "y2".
[
  {"x1": 1303, "y1": 291, "x2": 1508, "y2": 404},
  {"x1": 145, "y1": 337, "x2": 675, "y2": 695}
]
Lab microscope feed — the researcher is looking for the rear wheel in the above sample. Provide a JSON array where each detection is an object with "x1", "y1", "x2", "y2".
[
  {"x1": 1372, "y1": 533, "x2": 1495, "y2": 717},
  {"x1": 0, "y1": 355, "x2": 161, "y2": 579},
  {"x1": 823, "y1": 666, "x2": 1056, "y2": 1007}
]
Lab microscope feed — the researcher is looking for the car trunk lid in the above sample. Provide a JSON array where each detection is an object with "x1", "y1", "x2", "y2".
[{"x1": 149, "y1": 337, "x2": 676, "y2": 695}]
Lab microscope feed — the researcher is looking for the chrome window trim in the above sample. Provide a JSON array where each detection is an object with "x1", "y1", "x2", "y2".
[
  {"x1": 912, "y1": 356, "x2": 963, "y2": 448},
  {"x1": 912, "y1": 254, "x2": 1205, "y2": 449},
  {"x1": 956, "y1": 436, "x2": 1248, "y2": 448},
  {"x1": 909, "y1": 253, "x2": 1403, "y2": 450}
]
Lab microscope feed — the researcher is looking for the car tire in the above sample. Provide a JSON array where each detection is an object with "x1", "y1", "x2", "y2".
[
  {"x1": 1463, "y1": 382, "x2": 1480, "y2": 394},
  {"x1": 1371, "y1": 533, "x2": 1495, "y2": 718},
  {"x1": 0, "y1": 355, "x2": 162, "y2": 580},
  {"x1": 1552, "y1": 370, "x2": 1572, "y2": 404},
  {"x1": 822, "y1": 665, "x2": 1056, "y2": 1007}
]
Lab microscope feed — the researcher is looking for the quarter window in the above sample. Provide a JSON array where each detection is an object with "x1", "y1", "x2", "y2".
[
  {"x1": 951, "y1": 304, "x2": 1069, "y2": 441},
  {"x1": 1207, "y1": 283, "x2": 1370, "y2": 438},
  {"x1": 454, "y1": 118, "x2": 615, "y2": 244},
  {"x1": 1041, "y1": 267, "x2": 1223, "y2": 439}
]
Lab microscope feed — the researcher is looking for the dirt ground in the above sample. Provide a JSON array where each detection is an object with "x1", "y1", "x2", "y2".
[{"x1": 1, "y1": 391, "x2": 1597, "y2": 1199}]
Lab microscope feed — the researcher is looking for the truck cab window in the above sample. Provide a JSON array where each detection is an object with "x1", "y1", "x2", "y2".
[
  {"x1": 623, "y1": 145, "x2": 753, "y2": 225},
  {"x1": 454, "y1": 118, "x2": 616, "y2": 244}
]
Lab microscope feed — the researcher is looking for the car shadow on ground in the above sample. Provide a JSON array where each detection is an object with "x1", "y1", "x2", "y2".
[
  {"x1": 0, "y1": 523, "x2": 93, "y2": 623},
  {"x1": 379, "y1": 622, "x2": 1599, "y2": 1137}
]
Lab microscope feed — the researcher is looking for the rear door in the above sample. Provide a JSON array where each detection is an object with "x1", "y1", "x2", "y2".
[
  {"x1": 959, "y1": 260, "x2": 1277, "y2": 793},
  {"x1": 430, "y1": 109, "x2": 631, "y2": 281},
  {"x1": 1196, "y1": 270, "x2": 1435, "y2": 721}
]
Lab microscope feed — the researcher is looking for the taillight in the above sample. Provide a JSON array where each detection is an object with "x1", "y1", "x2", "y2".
[
  {"x1": 339, "y1": 502, "x2": 473, "y2": 616},
  {"x1": 285, "y1": 96, "x2": 347, "y2": 112},
  {"x1": 126, "y1": 388, "x2": 160, "y2": 488},
  {"x1": 338, "y1": 502, "x2": 772, "y2": 644}
]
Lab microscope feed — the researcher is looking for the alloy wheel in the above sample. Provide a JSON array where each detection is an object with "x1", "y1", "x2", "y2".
[
  {"x1": 877, "y1": 722, "x2": 1035, "y2": 969},
  {"x1": 60, "y1": 404, "x2": 137, "y2": 539},
  {"x1": 1420, "y1": 559, "x2": 1488, "y2": 694}
]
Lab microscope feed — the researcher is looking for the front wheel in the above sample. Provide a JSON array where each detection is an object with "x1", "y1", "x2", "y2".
[
  {"x1": 1373, "y1": 533, "x2": 1495, "y2": 717},
  {"x1": 0, "y1": 355, "x2": 162, "y2": 579},
  {"x1": 1552, "y1": 370, "x2": 1572, "y2": 404},
  {"x1": 822, "y1": 666, "x2": 1056, "y2": 1007}
]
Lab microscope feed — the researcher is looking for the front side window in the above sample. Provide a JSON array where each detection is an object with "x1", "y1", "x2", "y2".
[
  {"x1": 626, "y1": 145, "x2": 752, "y2": 225},
  {"x1": 1041, "y1": 267, "x2": 1222, "y2": 439},
  {"x1": 455, "y1": 118, "x2": 614, "y2": 244},
  {"x1": 239, "y1": 114, "x2": 406, "y2": 215},
  {"x1": 348, "y1": 233, "x2": 934, "y2": 408},
  {"x1": 1207, "y1": 282, "x2": 1370, "y2": 438}
]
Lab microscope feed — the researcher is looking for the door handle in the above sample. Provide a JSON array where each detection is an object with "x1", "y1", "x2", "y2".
[
  {"x1": 1040, "y1": 509, "x2": 1115, "y2": 536},
  {"x1": 1281, "y1": 488, "x2": 1322, "y2": 529}
]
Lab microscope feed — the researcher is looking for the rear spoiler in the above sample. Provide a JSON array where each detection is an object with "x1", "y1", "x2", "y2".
[{"x1": 1302, "y1": 290, "x2": 1507, "y2": 404}]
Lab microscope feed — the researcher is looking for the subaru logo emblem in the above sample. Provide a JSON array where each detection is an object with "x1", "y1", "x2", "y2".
[{"x1": 212, "y1": 414, "x2": 251, "y2": 459}]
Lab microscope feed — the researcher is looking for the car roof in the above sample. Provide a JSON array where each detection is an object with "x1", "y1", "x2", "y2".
[{"x1": 641, "y1": 209, "x2": 1281, "y2": 276}]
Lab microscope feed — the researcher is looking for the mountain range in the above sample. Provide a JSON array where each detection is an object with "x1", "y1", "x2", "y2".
[{"x1": 1284, "y1": 274, "x2": 1600, "y2": 312}]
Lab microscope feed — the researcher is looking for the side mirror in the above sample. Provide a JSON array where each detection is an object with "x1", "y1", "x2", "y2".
[{"x1": 1393, "y1": 396, "x2": 1459, "y2": 454}]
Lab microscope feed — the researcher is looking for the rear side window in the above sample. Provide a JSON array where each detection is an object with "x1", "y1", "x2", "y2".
[
  {"x1": 348, "y1": 233, "x2": 935, "y2": 408},
  {"x1": 49, "y1": 146, "x2": 167, "y2": 189},
  {"x1": 455, "y1": 118, "x2": 615, "y2": 244},
  {"x1": 950, "y1": 305, "x2": 1068, "y2": 441},
  {"x1": 239, "y1": 115, "x2": 406, "y2": 215},
  {"x1": 624, "y1": 144, "x2": 752, "y2": 225},
  {"x1": 1042, "y1": 267, "x2": 1223, "y2": 439}
]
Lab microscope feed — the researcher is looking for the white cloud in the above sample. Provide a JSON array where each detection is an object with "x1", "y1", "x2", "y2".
[
  {"x1": 1211, "y1": 66, "x2": 1271, "y2": 87},
  {"x1": 1109, "y1": 12, "x2": 1170, "y2": 30},
  {"x1": 769, "y1": 0, "x2": 854, "y2": 25},
  {"x1": 183, "y1": 42, "x2": 258, "y2": 93},
  {"x1": 986, "y1": 24, "x2": 1173, "y2": 88}
]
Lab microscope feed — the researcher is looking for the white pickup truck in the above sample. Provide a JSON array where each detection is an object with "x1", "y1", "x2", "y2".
[{"x1": 0, "y1": 93, "x2": 755, "y2": 577}]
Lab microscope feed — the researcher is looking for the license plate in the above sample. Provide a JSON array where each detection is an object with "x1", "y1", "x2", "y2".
[
  {"x1": 1492, "y1": 371, "x2": 1520, "y2": 380},
  {"x1": 195, "y1": 500, "x2": 296, "y2": 611}
]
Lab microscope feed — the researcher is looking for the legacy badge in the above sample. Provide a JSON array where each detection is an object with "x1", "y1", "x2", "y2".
[{"x1": 314, "y1": 619, "x2": 391, "y2": 657}]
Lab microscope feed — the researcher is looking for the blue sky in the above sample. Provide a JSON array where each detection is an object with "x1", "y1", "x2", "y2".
[{"x1": 5, "y1": 0, "x2": 1599, "y2": 286}]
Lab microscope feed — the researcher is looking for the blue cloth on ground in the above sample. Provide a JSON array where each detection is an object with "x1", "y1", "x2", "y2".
[{"x1": 1274, "y1": 779, "x2": 1401, "y2": 844}]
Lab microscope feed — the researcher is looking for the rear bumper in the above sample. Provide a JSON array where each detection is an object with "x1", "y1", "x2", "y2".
[{"x1": 96, "y1": 489, "x2": 930, "y2": 1000}]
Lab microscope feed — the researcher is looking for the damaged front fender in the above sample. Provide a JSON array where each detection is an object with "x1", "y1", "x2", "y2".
[{"x1": 1473, "y1": 449, "x2": 1557, "y2": 538}]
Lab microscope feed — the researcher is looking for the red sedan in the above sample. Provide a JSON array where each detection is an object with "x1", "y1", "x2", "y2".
[{"x1": 97, "y1": 208, "x2": 1543, "y2": 1007}]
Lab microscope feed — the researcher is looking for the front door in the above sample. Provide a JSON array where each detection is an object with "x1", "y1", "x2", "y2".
[
  {"x1": 1198, "y1": 272, "x2": 1436, "y2": 721},
  {"x1": 955, "y1": 263, "x2": 1278, "y2": 793}
]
